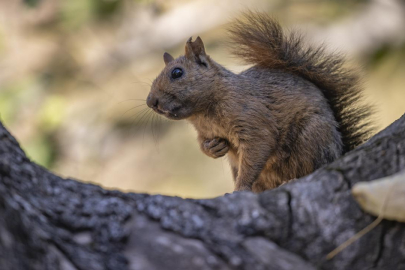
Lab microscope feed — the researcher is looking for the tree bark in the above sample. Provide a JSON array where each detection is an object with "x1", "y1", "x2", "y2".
[{"x1": 1, "y1": 114, "x2": 405, "y2": 270}]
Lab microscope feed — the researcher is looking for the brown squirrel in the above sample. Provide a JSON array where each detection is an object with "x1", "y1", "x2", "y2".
[{"x1": 146, "y1": 12, "x2": 373, "y2": 192}]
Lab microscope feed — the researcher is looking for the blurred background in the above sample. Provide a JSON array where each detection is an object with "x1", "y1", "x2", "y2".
[{"x1": 0, "y1": 0, "x2": 404, "y2": 198}]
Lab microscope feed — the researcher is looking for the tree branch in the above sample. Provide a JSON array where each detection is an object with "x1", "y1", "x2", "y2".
[{"x1": 1, "y1": 114, "x2": 405, "y2": 270}]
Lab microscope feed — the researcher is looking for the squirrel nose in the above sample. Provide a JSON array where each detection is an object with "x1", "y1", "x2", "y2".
[{"x1": 147, "y1": 94, "x2": 159, "y2": 108}]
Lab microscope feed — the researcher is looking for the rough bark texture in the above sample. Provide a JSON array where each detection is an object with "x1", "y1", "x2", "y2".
[{"x1": 1, "y1": 114, "x2": 405, "y2": 270}]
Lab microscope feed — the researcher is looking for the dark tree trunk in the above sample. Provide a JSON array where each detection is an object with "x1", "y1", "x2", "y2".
[{"x1": 1, "y1": 114, "x2": 405, "y2": 270}]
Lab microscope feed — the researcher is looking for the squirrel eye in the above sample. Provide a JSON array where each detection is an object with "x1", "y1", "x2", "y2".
[{"x1": 171, "y1": 68, "x2": 183, "y2": 79}]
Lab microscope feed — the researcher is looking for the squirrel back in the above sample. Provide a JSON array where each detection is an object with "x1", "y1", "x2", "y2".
[{"x1": 228, "y1": 12, "x2": 373, "y2": 153}]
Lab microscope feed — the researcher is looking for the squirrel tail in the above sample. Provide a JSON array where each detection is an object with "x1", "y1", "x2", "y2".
[{"x1": 228, "y1": 12, "x2": 374, "y2": 153}]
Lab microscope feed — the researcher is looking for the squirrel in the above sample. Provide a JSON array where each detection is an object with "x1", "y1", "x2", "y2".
[{"x1": 146, "y1": 12, "x2": 373, "y2": 192}]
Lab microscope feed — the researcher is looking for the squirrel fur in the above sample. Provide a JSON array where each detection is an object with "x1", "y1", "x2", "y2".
[{"x1": 146, "y1": 12, "x2": 373, "y2": 192}]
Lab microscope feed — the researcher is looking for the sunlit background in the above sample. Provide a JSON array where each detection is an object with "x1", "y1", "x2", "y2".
[{"x1": 0, "y1": 0, "x2": 404, "y2": 198}]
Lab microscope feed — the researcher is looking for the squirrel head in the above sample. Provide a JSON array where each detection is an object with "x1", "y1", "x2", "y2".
[{"x1": 147, "y1": 37, "x2": 219, "y2": 120}]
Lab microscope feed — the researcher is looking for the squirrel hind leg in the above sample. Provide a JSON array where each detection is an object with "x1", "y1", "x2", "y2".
[{"x1": 252, "y1": 170, "x2": 284, "y2": 192}]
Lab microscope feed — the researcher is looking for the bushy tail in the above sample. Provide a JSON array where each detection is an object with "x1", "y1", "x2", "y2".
[{"x1": 228, "y1": 12, "x2": 373, "y2": 152}]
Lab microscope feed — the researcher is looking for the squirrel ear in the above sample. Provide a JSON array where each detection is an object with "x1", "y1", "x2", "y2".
[
  {"x1": 163, "y1": 52, "x2": 174, "y2": 65},
  {"x1": 185, "y1": 36, "x2": 207, "y2": 66}
]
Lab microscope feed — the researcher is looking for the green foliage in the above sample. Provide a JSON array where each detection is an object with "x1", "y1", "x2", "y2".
[
  {"x1": 23, "y1": 0, "x2": 41, "y2": 8},
  {"x1": 39, "y1": 95, "x2": 66, "y2": 132},
  {"x1": 93, "y1": 0, "x2": 123, "y2": 19},
  {"x1": 0, "y1": 80, "x2": 33, "y2": 125},
  {"x1": 24, "y1": 133, "x2": 57, "y2": 168},
  {"x1": 60, "y1": 0, "x2": 94, "y2": 29},
  {"x1": 367, "y1": 43, "x2": 405, "y2": 70},
  {"x1": 0, "y1": 79, "x2": 65, "y2": 168},
  {"x1": 60, "y1": 0, "x2": 124, "y2": 29}
]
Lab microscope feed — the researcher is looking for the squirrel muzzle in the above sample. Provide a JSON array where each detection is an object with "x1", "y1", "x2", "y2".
[{"x1": 146, "y1": 92, "x2": 184, "y2": 119}]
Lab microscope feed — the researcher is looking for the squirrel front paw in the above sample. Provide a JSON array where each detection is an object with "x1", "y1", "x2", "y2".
[{"x1": 201, "y1": 138, "x2": 229, "y2": 158}]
